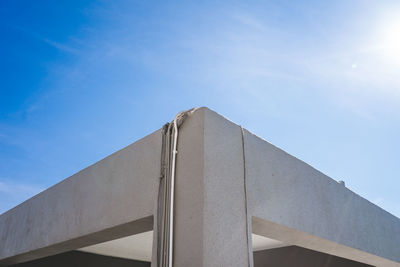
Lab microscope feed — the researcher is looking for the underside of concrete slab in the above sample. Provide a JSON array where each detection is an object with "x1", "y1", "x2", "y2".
[{"x1": 253, "y1": 246, "x2": 373, "y2": 267}]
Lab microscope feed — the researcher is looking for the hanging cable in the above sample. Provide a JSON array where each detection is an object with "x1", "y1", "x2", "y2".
[
  {"x1": 157, "y1": 108, "x2": 198, "y2": 267},
  {"x1": 240, "y1": 126, "x2": 251, "y2": 267}
]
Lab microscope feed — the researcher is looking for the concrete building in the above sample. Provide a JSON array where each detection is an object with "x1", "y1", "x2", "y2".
[{"x1": 0, "y1": 107, "x2": 399, "y2": 267}]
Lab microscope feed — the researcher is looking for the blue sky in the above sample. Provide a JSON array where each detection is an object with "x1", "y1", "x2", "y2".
[{"x1": 0, "y1": 0, "x2": 399, "y2": 217}]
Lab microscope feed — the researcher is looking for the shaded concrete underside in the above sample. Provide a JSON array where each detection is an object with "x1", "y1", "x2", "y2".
[
  {"x1": 10, "y1": 251, "x2": 150, "y2": 267},
  {"x1": 253, "y1": 246, "x2": 373, "y2": 267},
  {"x1": 10, "y1": 246, "x2": 371, "y2": 267}
]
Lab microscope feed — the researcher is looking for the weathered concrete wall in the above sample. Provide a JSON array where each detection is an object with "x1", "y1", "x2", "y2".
[
  {"x1": 1, "y1": 107, "x2": 400, "y2": 267},
  {"x1": 172, "y1": 107, "x2": 205, "y2": 267},
  {"x1": 0, "y1": 130, "x2": 161, "y2": 265},
  {"x1": 243, "y1": 128, "x2": 400, "y2": 267},
  {"x1": 190, "y1": 108, "x2": 400, "y2": 267},
  {"x1": 202, "y1": 108, "x2": 250, "y2": 266}
]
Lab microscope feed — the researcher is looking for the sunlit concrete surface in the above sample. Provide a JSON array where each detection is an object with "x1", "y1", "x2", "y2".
[
  {"x1": 76, "y1": 232, "x2": 285, "y2": 263},
  {"x1": 78, "y1": 231, "x2": 153, "y2": 262},
  {"x1": 1, "y1": 107, "x2": 399, "y2": 266}
]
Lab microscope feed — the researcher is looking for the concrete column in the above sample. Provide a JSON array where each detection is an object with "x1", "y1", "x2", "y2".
[{"x1": 154, "y1": 108, "x2": 250, "y2": 267}]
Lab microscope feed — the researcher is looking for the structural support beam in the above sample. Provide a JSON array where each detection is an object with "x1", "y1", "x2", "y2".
[
  {"x1": 243, "y1": 126, "x2": 400, "y2": 267},
  {"x1": 0, "y1": 130, "x2": 161, "y2": 265},
  {"x1": 1, "y1": 107, "x2": 400, "y2": 267}
]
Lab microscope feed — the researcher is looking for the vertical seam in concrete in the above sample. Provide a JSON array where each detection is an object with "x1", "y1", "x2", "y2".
[
  {"x1": 240, "y1": 126, "x2": 251, "y2": 267},
  {"x1": 202, "y1": 110, "x2": 206, "y2": 267}
]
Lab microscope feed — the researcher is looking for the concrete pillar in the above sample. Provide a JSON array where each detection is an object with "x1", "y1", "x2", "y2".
[{"x1": 152, "y1": 108, "x2": 251, "y2": 267}]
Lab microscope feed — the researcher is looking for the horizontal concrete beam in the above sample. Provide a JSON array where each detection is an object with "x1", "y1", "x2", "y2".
[
  {"x1": 0, "y1": 130, "x2": 161, "y2": 265},
  {"x1": 243, "y1": 127, "x2": 400, "y2": 266},
  {"x1": 2, "y1": 217, "x2": 153, "y2": 265}
]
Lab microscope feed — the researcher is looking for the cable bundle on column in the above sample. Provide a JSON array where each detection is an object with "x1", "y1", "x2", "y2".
[{"x1": 156, "y1": 108, "x2": 197, "y2": 267}]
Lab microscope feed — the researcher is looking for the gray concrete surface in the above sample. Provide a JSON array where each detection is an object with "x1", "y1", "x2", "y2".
[
  {"x1": 1, "y1": 107, "x2": 399, "y2": 267},
  {"x1": 0, "y1": 130, "x2": 161, "y2": 265},
  {"x1": 10, "y1": 251, "x2": 150, "y2": 267},
  {"x1": 253, "y1": 246, "x2": 372, "y2": 267},
  {"x1": 243, "y1": 127, "x2": 400, "y2": 267},
  {"x1": 167, "y1": 107, "x2": 250, "y2": 267}
]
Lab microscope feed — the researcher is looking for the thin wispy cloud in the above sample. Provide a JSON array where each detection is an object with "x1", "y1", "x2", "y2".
[
  {"x1": 42, "y1": 38, "x2": 80, "y2": 54},
  {"x1": 7, "y1": 23, "x2": 81, "y2": 55}
]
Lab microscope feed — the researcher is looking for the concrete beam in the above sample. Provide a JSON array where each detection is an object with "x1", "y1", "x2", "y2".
[
  {"x1": 172, "y1": 108, "x2": 400, "y2": 266},
  {"x1": 0, "y1": 130, "x2": 161, "y2": 265},
  {"x1": 1, "y1": 107, "x2": 399, "y2": 267},
  {"x1": 243, "y1": 127, "x2": 400, "y2": 266}
]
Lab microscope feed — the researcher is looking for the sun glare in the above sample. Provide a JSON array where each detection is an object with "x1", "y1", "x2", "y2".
[{"x1": 379, "y1": 15, "x2": 400, "y2": 62}]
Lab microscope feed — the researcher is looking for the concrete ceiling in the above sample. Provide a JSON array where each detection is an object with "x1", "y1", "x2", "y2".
[
  {"x1": 79, "y1": 231, "x2": 153, "y2": 262},
  {"x1": 252, "y1": 234, "x2": 288, "y2": 251},
  {"x1": 78, "y1": 231, "x2": 287, "y2": 262}
]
